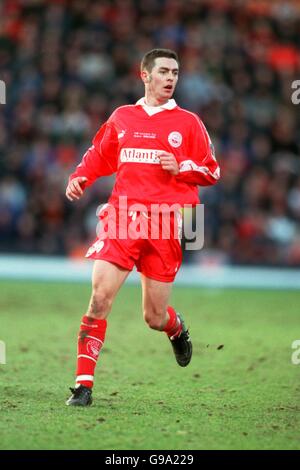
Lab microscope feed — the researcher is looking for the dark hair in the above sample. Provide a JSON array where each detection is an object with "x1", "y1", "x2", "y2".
[{"x1": 141, "y1": 48, "x2": 179, "y2": 72}]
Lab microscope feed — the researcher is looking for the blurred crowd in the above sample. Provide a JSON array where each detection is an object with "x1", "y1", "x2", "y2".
[{"x1": 0, "y1": 0, "x2": 300, "y2": 266}]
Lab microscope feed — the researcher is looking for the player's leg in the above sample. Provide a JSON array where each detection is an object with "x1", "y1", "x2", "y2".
[
  {"x1": 141, "y1": 274, "x2": 192, "y2": 367},
  {"x1": 66, "y1": 260, "x2": 130, "y2": 406},
  {"x1": 141, "y1": 274, "x2": 172, "y2": 330},
  {"x1": 87, "y1": 259, "x2": 130, "y2": 319}
]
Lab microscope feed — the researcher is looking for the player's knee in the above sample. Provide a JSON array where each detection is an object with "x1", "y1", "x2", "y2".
[
  {"x1": 144, "y1": 308, "x2": 165, "y2": 331},
  {"x1": 88, "y1": 288, "x2": 113, "y2": 318}
]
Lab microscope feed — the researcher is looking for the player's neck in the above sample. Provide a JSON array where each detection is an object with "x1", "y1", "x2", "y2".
[{"x1": 144, "y1": 94, "x2": 169, "y2": 107}]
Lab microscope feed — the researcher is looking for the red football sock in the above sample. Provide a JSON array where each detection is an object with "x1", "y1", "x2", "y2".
[
  {"x1": 76, "y1": 315, "x2": 107, "y2": 388},
  {"x1": 163, "y1": 306, "x2": 182, "y2": 338}
]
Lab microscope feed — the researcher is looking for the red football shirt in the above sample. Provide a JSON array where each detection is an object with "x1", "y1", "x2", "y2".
[{"x1": 70, "y1": 99, "x2": 220, "y2": 209}]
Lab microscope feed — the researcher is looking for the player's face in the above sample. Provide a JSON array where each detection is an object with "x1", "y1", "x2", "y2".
[{"x1": 144, "y1": 57, "x2": 179, "y2": 103}]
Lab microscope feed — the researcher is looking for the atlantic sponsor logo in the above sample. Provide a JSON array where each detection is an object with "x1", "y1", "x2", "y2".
[{"x1": 120, "y1": 148, "x2": 161, "y2": 164}]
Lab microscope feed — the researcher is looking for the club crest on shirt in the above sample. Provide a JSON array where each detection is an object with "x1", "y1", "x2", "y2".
[{"x1": 168, "y1": 131, "x2": 182, "y2": 148}]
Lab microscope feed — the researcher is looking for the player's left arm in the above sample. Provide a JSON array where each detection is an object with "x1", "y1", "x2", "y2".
[{"x1": 175, "y1": 116, "x2": 220, "y2": 186}]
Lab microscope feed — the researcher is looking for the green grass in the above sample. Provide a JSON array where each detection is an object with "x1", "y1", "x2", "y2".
[{"x1": 0, "y1": 280, "x2": 299, "y2": 450}]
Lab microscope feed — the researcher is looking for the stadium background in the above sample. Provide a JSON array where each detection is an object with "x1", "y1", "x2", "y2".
[{"x1": 1, "y1": 0, "x2": 300, "y2": 268}]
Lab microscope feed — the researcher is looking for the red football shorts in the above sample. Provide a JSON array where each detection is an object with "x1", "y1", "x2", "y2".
[{"x1": 86, "y1": 205, "x2": 183, "y2": 282}]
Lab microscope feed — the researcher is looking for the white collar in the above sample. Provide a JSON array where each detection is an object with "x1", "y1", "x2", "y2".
[{"x1": 136, "y1": 97, "x2": 177, "y2": 110}]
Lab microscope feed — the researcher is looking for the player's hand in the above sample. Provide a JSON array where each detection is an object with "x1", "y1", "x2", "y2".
[
  {"x1": 158, "y1": 152, "x2": 179, "y2": 176},
  {"x1": 66, "y1": 177, "x2": 88, "y2": 201}
]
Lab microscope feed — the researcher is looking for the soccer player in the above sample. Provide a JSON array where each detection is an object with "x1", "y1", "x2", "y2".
[{"x1": 65, "y1": 49, "x2": 220, "y2": 406}]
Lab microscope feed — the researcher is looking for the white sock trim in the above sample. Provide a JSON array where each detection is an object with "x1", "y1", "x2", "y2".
[
  {"x1": 76, "y1": 374, "x2": 94, "y2": 382},
  {"x1": 77, "y1": 354, "x2": 97, "y2": 364},
  {"x1": 81, "y1": 322, "x2": 99, "y2": 328}
]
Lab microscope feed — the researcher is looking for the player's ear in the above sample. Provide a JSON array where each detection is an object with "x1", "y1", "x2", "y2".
[{"x1": 141, "y1": 69, "x2": 149, "y2": 84}]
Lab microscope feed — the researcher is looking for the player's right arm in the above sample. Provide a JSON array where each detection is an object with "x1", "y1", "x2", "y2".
[
  {"x1": 66, "y1": 121, "x2": 119, "y2": 201},
  {"x1": 66, "y1": 176, "x2": 88, "y2": 201}
]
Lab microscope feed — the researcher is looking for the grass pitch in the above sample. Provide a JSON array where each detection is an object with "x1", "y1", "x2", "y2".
[{"x1": 0, "y1": 280, "x2": 299, "y2": 450}]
